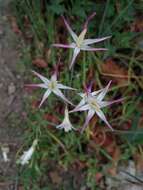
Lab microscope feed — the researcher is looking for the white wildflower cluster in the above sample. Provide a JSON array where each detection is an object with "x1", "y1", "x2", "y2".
[
  {"x1": 27, "y1": 13, "x2": 123, "y2": 133},
  {"x1": 14, "y1": 12, "x2": 124, "y2": 167}
]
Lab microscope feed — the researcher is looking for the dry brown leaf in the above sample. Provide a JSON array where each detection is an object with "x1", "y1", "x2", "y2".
[
  {"x1": 91, "y1": 127, "x2": 106, "y2": 146},
  {"x1": 31, "y1": 100, "x2": 40, "y2": 109},
  {"x1": 131, "y1": 18, "x2": 143, "y2": 32},
  {"x1": 43, "y1": 113, "x2": 59, "y2": 124},
  {"x1": 101, "y1": 58, "x2": 128, "y2": 85},
  {"x1": 106, "y1": 143, "x2": 121, "y2": 176},
  {"x1": 95, "y1": 172, "x2": 103, "y2": 183},
  {"x1": 32, "y1": 58, "x2": 48, "y2": 68},
  {"x1": 10, "y1": 16, "x2": 21, "y2": 35}
]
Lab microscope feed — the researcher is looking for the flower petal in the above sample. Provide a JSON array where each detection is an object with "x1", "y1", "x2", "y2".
[
  {"x1": 25, "y1": 83, "x2": 48, "y2": 89},
  {"x1": 52, "y1": 43, "x2": 75, "y2": 49},
  {"x1": 77, "y1": 28, "x2": 87, "y2": 46},
  {"x1": 81, "y1": 109, "x2": 95, "y2": 133},
  {"x1": 53, "y1": 88, "x2": 73, "y2": 105},
  {"x1": 97, "y1": 81, "x2": 112, "y2": 102},
  {"x1": 74, "y1": 98, "x2": 86, "y2": 109},
  {"x1": 56, "y1": 107, "x2": 74, "y2": 132},
  {"x1": 39, "y1": 89, "x2": 51, "y2": 108},
  {"x1": 95, "y1": 109, "x2": 113, "y2": 131},
  {"x1": 32, "y1": 70, "x2": 49, "y2": 84},
  {"x1": 69, "y1": 47, "x2": 80, "y2": 69},
  {"x1": 57, "y1": 83, "x2": 76, "y2": 90},
  {"x1": 56, "y1": 122, "x2": 73, "y2": 132},
  {"x1": 51, "y1": 73, "x2": 57, "y2": 81},
  {"x1": 62, "y1": 16, "x2": 78, "y2": 42},
  {"x1": 17, "y1": 139, "x2": 38, "y2": 165},
  {"x1": 91, "y1": 89, "x2": 105, "y2": 96},
  {"x1": 70, "y1": 104, "x2": 90, "y2": 113},
  {"x1": 83, "y1": 36, "x2": 111, "y2": 45},
  {"x1": 81, "y1": 46, "x2": 108, "y2": 51},
  {"x1": 99, "y1": 98, "x2": 124, "y2": 108}
]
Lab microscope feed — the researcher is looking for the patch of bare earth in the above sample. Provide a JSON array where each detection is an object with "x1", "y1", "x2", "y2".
[{"x1": 0, "y1": 0, "x2": 25, "y2": 189}]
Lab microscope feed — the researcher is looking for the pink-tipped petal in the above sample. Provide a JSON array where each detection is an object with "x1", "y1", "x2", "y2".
[
  {"x1": 25, "y1": 83, "x2": 48, "y2": 89},
  {"x1": 83, "y1": 12, "x2": 96, "y2": 29},
  {"x1": 95, "y1": 109, "x2": 113, "y2": 131},
  {"x1": 53, "y1": 88, "x2": 73, "y2": 105},
  {"x1": 52, "y1": 43, "x2": 75, "y2": 49},
  {"x1": 69, "y1": 47, "x2": 80, "y2": 69},
  {"x1": 62, "y1": 16, "x2": 78, "y2": 42},
  {"x1": 32, "y1": 70, "x2": 49, "y2": 84},
  {"x1": 97, "y1": 81, "x2": 112, "y2": 102},
  {"x1": 83, "y1": 36, "x2": 111, "y2": 46},
  {"x1": 39, "y1": 89, "x2": 51, "y2": 108},
  {"x1": 100, "y1": 98, "x2": 124, "y2": 108},
  {"x1": 81, "y1": 109, "x2": 95, "y2": 133}
]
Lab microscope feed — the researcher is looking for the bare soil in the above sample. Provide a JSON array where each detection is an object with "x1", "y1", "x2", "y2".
[{"x1": 0, "y1": 0, "x2": 25, "y2": 189}]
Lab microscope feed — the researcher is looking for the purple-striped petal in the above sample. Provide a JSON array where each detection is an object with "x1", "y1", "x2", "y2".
[
  {"x1": 81, "y1": 46, "x2": 108, "y2": 51},
  {"x1": 62, "y1": 16, "x2": 78, "y2": 42},
  {"x1": 83, "y1": 36, "x2": 111, "y2": 46},
  {"x1": 100, "y1": 98, "x2": 124, "y2": 108},
  {"x1": 72, "y1": 98, "x2": 86, "y2": 110},
  {"x1": 52, "y1": 43, "x2": 75, "y2": 49},
  {"x1": 70, "y1": 104, "x2": 90, "y2": 113},
  {"x1": 97, "y1": 81, "x2": 112, "y2": 102},
  {"x1": 53, "y1": 88, "x2": 73, "y2": 105},
  {"x1": 57, "y1": 83, "x2": 76, "y2": 90},
  {"x1": 95, "y1": 109, "x2": 113, "y2": 131},
  {"x1": 39, "y1": 89, "x2": 51, "y2": 108},
  {"x1": 91, "y1": 89, "x2": 104, "y2": 96},
  {"x1": 25, "y1": 83, "x2": 48, "y2": 89},
  {"x1": 69, "y1": 47, "x2": 80, "y2": 69},
  {"x1": 32, "y1": 70, "x2": 49, "y2": 84},
  {"x1": 81, "y1": 109, "x2": 95, "y2": 133}
]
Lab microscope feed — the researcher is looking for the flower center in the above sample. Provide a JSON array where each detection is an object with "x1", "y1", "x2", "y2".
[
  {"x1": 88, "y1": 98, "x2": 100, "y2": 111},
  {"x1": 76, "y1": 29, "x2": 87, "y2": 48},
  {"x1": 48, "y1": 80, "x2": 57, "y2": 90}
]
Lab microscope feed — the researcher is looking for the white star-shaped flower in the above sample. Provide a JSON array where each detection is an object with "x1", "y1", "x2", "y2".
[
  {"x1": 27, "y1": 71, "x2": 76, "y2": 107},
  {"x1": 17, "y1": 139, "x2": 38, "y2": 165},
  {"x1": 52, "y1": 12, "x2": 111, "y2": 69},
  {"x1": 70, "y1": 81, "x2": 123, "y2": 133},
  {"x1": 56, "y1": 107, "x2": 74, "y2": 132}
]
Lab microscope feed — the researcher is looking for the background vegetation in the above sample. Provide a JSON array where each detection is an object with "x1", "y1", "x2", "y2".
[{"x1": 13, "y1": 0, "x2": 143, "y2": 189}]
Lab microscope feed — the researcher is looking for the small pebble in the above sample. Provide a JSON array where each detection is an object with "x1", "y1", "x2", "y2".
[{"x1": 8, "y1": 83, "x2": 16, "y2": 95}]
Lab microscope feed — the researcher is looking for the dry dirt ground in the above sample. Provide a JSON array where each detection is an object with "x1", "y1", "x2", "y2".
[{"x1": 0, "y1": 0, "x2": 25, "y2": 189}]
